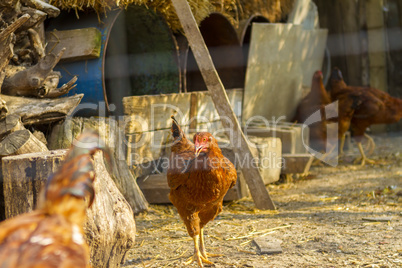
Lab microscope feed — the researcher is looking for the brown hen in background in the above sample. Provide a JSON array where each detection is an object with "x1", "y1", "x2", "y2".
[
  {"x1": 0, "y1": 131, "x2": 108, "y2": 268},
  {"x1": 329, "y1": 68, "x2": 402, "y2": 165},
  {"x1": 293, "y1": 70, "x2": 332, "y2": 152},
  {"x1": 167, "y1": 116, "x2": 237, "y2": 267}
]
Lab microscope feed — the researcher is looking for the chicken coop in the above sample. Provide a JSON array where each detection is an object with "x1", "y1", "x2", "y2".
[{"x1": 0, "y1": 0, "x2": 402, "y2": 267}]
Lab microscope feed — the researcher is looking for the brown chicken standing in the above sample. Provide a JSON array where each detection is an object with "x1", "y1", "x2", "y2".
[
  {"x1": 0, "y1": 131, "x2": 109, "y2": 267},
  {"x1": 329, "y1": 68, "x2": 402, "y2": 165},
  {"x1": 167, "y1": 116, "x2": 237, "y2": 267},
  {"x1": 293, "y1": 70, "x2": 332, "y2": 152}
]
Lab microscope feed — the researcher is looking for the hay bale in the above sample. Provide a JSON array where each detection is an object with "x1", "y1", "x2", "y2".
[
  {"x1": 47, "y1": 0, "x2": 295, "y2": 32},
  {"x1": 48, "y1": 0, "x2": 213, "y2": 32}
]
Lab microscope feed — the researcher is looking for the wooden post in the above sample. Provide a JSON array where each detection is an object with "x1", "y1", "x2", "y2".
[{"x1": 171, "y1": 0, "x2": 275, "y2": 210}]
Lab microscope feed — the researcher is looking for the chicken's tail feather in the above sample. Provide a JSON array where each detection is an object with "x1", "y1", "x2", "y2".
[
  {"x1": 331, "y1": 67, "x2": 343, "y2": 81},
  {"x1": 171, "y1": 115, "x2": 182, "y2": 140},
  {"x1": 43, "y1": 130, "x2": 110, "y2": 210}
]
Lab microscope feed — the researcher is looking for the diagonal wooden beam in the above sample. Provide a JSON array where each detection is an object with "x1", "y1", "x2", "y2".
[{"x1": 171, "y1": 0, "x2": 275, "y2": 210}]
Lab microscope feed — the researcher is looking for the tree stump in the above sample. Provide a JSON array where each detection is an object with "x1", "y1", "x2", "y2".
[
  {"x1": 48, "y1": 117, "x2": 149, "y2": 214},
  {"x1": 2, "y1": 150, "x2": 65, "y2": 218},
  {"x1": 0, "y1": 129, "x2": 48, "y2": 156},
  {"x1": 0, "y1": 123, "x2": 47, "y2": 221},
  {"x1": 1, "y1": 150, "x2": 136, "y2": 267},
  {"x1": 0, "y1": 114, "x2": 24, "y2": 140}
]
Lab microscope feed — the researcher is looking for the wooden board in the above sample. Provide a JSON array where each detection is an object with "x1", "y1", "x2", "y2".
[
  {"x1": 221, "y1": 137, "x2": 282, "y2": 185},
  {"x1": 297, "y1": 29, "x2": 328, "y2": 87},
  {"x1": 243, "y1": 23, "x2": 303, "y2": 123},
  {"x1": 124, "y1": 89, "x2": 243, "y2": 164},
  {"x1": 137, "y1": 171, "x2": 248, "y2": 204},
  {"x1": 45, "y1": 28, "x2": 102, "y2": 62},
  {"x1": 287, "y1": 0, "x2": 318, "y2": 28},
  {"x1": 123, "y1": 89, "x2": 243, "y2": 132},
  {"x1": 281, "y1": 153, "x2": 314, "y2": 174},
  {"x1": 243, "y1": 24, "x2": 327, "y2": 123},
  {"x1": 246, "y1": 123, "x2": 308, "y2": 154}
]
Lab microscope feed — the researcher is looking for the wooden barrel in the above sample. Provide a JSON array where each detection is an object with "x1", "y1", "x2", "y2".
[{"x1": 46, "y1": 7, "x2": 180, "y2": 116}]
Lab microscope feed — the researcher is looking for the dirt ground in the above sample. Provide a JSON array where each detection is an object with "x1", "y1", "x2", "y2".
[{"x1": 124, "y1": 133, "x2": 402, "y2": 268}]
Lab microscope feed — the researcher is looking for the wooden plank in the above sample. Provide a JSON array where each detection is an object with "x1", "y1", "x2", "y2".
[
  {"x1": 245, "y1": 124, "x2": 308, "y2": 154},
  {"x1": 45, "y1": 28, "x2": 102, "y2": 62},
  {"x1": 287, "y1": 0, "x2": 318, "y2": 28},
  {"x1": 195, "y1": 89, "x2": 243, "y2": 123},
  {"x1": 281, "y1": 153, "x2": 314, "y2": 174},
  {"x1": 189, "y1": 92, "x2": 198, "y2": 130},
  {"x1": 243, "y1": 23, "x2": 303, "y2": 123},
  {"x1": 123, "y1": 92, "x2": 192, "y2": 133},
  {"x1": 172, "y1": 0, "x2": 275, "y2": 210},
  {"x1": 221, "y1": 137, "x2": 282, "y2": 185},
  {"x1": 136, "y1": 174, "x2": 170, "y2": 204},
  {"x1": 126, "y1": 129, "x2": 171, "y2": 165},
  {"x1": 366, "y1": 1, "x2": 388, "y2": 134},
  {"x1": 137, "y1": 172, "x2": 248, "y2": 204},
  {"x1": 297, "y1": 29, "x2": 328, "y2": 87},
  {"x1": 123, "y1": 89, "x2": 243, "y2": 133}
]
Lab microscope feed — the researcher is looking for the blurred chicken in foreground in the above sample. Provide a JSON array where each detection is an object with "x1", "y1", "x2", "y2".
[
  {"x1": 329, "y1": 68, "x2": 402, "y2": 165},
  {"x1": 0, "y1": 131, "x2": 108, "y2": 267}
]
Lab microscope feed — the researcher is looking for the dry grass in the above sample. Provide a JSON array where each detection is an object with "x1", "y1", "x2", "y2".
[{"x1": 48, "y1": 0, "x2": 295, "y2": 32}]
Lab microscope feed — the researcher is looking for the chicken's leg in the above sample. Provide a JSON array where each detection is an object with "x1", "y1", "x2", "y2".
[
  {"x1": 364, "y1": 133, "x2": 376, "y2": 155},
  {"x1": 199, "y1": 228, "x2": 222, "y2": 259},
  {"x1": 355, "y1": 142, "x2": 376, "y2": 166},
  {"x1": 184, "y1": 234, "x2": 213, "y2": 267},
  {"x1": 339, "y1": 134, "x2": 346, "y2": 156}
]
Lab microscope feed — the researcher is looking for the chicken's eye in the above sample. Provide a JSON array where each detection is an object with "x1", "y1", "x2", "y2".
[{"x1": 203, "y1": 137, "x2": 207, "y2": 142}]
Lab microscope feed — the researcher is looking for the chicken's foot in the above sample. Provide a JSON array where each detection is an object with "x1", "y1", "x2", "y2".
[
  {"x1": 185, "y1": 234, "x2": 213, "y2": 267},
  {"x1": 355, "y1": 142, "x2": 376, "y2": 166}
]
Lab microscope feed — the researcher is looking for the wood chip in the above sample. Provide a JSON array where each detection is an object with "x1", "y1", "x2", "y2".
[{"x1": 253, "y1": 237, "x2": 283, "y2": 254}]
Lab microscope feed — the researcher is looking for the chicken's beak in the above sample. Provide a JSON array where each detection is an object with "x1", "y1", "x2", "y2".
[{"x1": 195, "y1": 145, "x2": 204, "y2": 157}]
